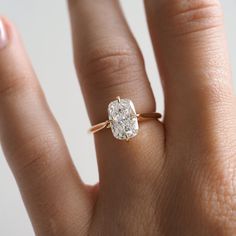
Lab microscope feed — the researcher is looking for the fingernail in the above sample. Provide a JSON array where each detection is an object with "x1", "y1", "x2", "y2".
[{"x1": 0, "y1": 19, "x2": 8, "y2": 49}]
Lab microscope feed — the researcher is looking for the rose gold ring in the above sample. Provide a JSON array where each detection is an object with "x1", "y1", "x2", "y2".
[{"x1": 89, "y1": 97, "x2": 161, "y2": 141}]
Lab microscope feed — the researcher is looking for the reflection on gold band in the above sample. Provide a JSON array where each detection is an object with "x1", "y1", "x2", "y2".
[{"x1": 89, "y1": 112, "x2": 162, "y2": 134}]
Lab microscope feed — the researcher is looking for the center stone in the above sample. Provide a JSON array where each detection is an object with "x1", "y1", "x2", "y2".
[{"x1": 108, "y1": 98, "x2": 139, "y2": 140}]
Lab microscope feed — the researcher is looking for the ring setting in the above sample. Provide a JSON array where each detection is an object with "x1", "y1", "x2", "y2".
[{"x1": 89, "y1": 97, "x2": 161, "y2": 141}]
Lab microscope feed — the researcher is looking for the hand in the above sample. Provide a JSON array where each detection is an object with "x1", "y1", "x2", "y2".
[{"x1": 0, "y1": 0, "x2": 235, "y2": 235}]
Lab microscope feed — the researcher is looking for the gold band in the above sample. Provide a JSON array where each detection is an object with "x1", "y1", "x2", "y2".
[{"x1": 89, "y1": 112, "x2": 162, "y2": 134}]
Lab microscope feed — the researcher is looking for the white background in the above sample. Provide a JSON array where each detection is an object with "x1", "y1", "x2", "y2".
[{"x1": 0, "y1": 1, "x2": 235, "y2": 235}]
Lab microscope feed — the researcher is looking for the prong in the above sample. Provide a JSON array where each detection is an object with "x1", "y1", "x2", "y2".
[
  {"x1": 116, "y1": 96, "x2": 121, "y2": 102},
  {"x1": 106, "y1": 121, "x2": 111, "y2": 129},
  {"x1": 126, "y1": 134, "x2": 130, "y2": 142}
]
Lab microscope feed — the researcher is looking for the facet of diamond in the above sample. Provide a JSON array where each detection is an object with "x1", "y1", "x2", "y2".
[{"x1": 108, "y1": 98, "x2": 139, "y2": 140}]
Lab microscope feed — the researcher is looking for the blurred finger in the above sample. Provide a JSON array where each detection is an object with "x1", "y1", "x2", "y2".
[{"x1": 0, "y1": 18, "x2": 91, "y2": 235}]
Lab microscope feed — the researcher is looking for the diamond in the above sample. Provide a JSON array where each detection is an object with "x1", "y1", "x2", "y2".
[{"x1": 108, "y1": 98, "x2": 139, "y2": 140}]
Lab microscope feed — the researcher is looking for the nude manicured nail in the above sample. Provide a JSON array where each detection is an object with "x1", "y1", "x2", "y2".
[{"x1": 0, "y1": 20, "x2": 7, "y2": 49}]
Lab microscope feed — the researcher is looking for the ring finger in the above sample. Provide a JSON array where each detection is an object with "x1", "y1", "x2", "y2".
[{"x1": 68, "y1": 0, "x2": 165, "y2": 207}]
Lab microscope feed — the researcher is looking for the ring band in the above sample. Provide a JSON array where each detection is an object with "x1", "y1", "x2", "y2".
[{"x1": 89, "y1": 97, "x2": 161, "y2": 141}]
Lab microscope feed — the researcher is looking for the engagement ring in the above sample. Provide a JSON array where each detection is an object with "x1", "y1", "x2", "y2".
[{"x1": 89, "y1": 97, "x2": 161, "y2": 141}]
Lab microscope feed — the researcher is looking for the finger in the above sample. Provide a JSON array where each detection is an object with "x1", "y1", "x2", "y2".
[
  {"x1": 68, "y1": 0, "x2": 165, "y2": 209},
  {"x1": 145, "y1": 0, "x2": 236, "y2": 151},
  {"x1": 0, "y1": 18, "x2": 91, "y2": 235},
  {"x1": 68, "y1": 0, "x2": 156, "y2": 123},
  {"x1": 145, "y1": 1, "x2": 236, "y2": 231}
]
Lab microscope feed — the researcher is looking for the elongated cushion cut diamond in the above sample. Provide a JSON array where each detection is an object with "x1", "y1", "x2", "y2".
[{"x1": 108, "y1": 98, "x2": 139, "y2": 140}]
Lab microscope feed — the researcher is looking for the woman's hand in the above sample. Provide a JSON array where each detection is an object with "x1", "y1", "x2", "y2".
[{"x1": 0, "y1": 0, "x2": 236, "y2": 235}]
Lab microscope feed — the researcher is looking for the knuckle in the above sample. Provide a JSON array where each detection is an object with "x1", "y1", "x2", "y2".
[
  {"x1": 11, "y1": 132, "x2": 64, "y2": 177},
  {"x1": 78, "y1": 46, "x2": 146, "y2": 91},
  {"x1": 156, "y1": 0, "x2": 223, "y2": 37},
  {"x1": 0, "y1": 73, "x2": 39, "y2": 98}
]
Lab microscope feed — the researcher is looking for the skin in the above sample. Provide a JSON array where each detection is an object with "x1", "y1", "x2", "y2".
[{"x1": 0, "y1": 0, "x2": 236, "y2": 235}]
